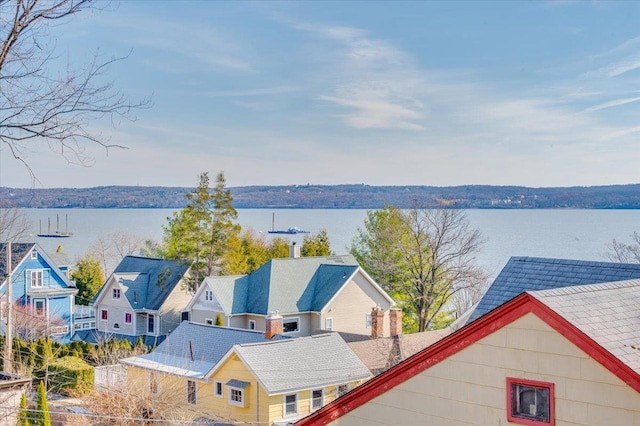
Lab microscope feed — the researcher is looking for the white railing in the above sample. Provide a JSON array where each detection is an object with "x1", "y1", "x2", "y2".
[
  {"x1": 49, "y1": 326, "x2": 69, "y2": 335},
  {"x1": 74, "y1": 305, "x2": 95, "y2": 319}
]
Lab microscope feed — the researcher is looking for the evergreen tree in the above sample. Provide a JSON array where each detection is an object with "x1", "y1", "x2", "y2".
[
  {"x1": 205, "y1": 172, "x2": 240, "y2": 276},
  {"x1": 33, "y1": 381, "x2": 51, "y2": 426},
  {"x1": 17, "y1": 392, "x2": 29, "y2": 426},
  {"x1": 71, "y1": 255, "x2": 104, "y2": 305},
  {"x1": 301, "y1": 229, "x2": 333, "y2": 256}
]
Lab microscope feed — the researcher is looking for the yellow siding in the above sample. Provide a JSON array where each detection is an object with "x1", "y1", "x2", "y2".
[{"x1": 330, "y1": 313, "x2": 640, "y2": 426}]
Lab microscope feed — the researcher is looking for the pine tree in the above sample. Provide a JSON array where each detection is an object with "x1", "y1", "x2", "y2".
[
  {"x1": 17, "y1": 392, "x2": 29, "y2": 426},
  {"x1": 33, "y1": 381, "x2": 51, "y2": 426}
]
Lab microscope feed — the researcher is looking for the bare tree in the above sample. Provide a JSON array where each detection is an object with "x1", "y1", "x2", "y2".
[
  {"x1": 352, "y1": 205, "x2": 488, "y2": 332},
  {"x1": 608, "y1": 232, "x2": 640, "y2": 264},
  {"x1": 0, "y1": 208, "x2": 31, "y2": 242},
  {"x1": 87, "y1": 231, "x2": 147, "y2": 277},
  {"x1": 0, "y1": 0, "x2": 148, "y2": 182}
]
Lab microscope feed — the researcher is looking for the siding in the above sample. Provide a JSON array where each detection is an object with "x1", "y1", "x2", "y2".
[
  {"x1": 158, "y1": 279, "x2": 193, "y2": 334},
  {"x1": 330, "y1": 313, "x2": 640, "y2": 425},
  {"x1": 323, "y1": 274, "x2": 392, "y2": 336}
]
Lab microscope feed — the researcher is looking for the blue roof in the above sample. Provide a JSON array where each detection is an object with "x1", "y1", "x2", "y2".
[
  {"x1": 0, "y1": 243, "x2": 35, "y2": 277},
  {"x1": 204, "y1": 255, "x2": 361, "y2": 315},
  {"x1": 96, "y1": 255, "x2": 191, "y2": 310},
  {"x1": 469, "y1": 256, "x2": 640, "y2": 322}
]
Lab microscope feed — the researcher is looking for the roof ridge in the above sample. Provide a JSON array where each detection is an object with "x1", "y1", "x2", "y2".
[{"x1": 530, "y1": 278, "x2": 640, "y2": 297}]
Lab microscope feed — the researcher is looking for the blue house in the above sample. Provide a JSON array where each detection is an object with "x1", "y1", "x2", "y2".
[{"x1": 0, "y1": 243, "x2": 77, "y2": 343}]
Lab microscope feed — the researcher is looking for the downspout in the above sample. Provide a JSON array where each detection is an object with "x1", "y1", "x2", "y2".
[{"x1": 256, "y1": 383, "x2": 259, "y2": 425}]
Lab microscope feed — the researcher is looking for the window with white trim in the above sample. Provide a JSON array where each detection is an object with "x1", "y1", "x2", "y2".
[
  {"x1": 187, "y1": 380, "x2": 197, "y2": 405},
  {"x1": 205, "y1": 318, "x2": 213, "y2": 326},
  {"x1": 30, "y1": 270, "x2": 44, "y2": 288},
  {"x1": 283, "y1": 317, "x2": 299, "y2": 333},
  {"x1": 204, "y1": 290, "x2": 213, "y2": 301},
  {"x1": 284, "y1": 393, "x2": 297, "y2": 416},
  {"x1": 249, "y1": 320, "x2": 256, "y2": 330},
  {"x1": 125, "y1": 313, "x2": 132, "y2": 324},
  {"x1": 112, "y1": 288, "x2": 121, "y2": 299},
  {"x1": 33, "y1": 299, "x2": 46, "y2": 317},
  {"x1": 311, "y1": 389, "x2": 324, "y2": 410},
  {"x1": 229, "y1": 387, "x2": 244, "y2": 407},
  {"x1": 337, "y1": 384, "x2": 350, "y2": 398},
  {"x1": 325, "y1": 318, "x2": 333, "y2": 331},
  {"x1": 507, "y1": 377, "x2": 554, "y2": 425},
  {"x1": 101, "y1": 309, "x2": 108, "y2": 321},
  {"x1": 365, "y1": 313, "x2": 372, "y2": 328},
  {"x1": 30, "y1": 251, "x2": 37, "y2": 259},
  {"x1": 214, "y1": 381, "x2": 223, "y2": 397}
]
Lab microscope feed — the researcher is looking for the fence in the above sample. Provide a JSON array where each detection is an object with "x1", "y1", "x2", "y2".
[{"x1": 94, "y1": 364, "x2": 127, "y2": 391}]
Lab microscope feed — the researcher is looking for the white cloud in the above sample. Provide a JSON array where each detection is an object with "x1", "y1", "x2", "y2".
[{"x1": 583, "y1": 96, "x2": 640, "y2": 112}]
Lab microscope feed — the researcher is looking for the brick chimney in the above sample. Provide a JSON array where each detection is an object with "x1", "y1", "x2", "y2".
[
  {"x1": 290, "y1": 242, "x2": 301, "y2": 258},
  {"x1": 389, "y1": 308, "x2": 403, "y2": 337},
  {"x1": 370, "y1": 306, "x2": 385, "y2": 339},
  {"x1": 265, "y1": 312, "x2": 283, "y2": 339}
]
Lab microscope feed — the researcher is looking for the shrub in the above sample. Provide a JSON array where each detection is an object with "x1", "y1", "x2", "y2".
[{"x1": 47, "y1": 356, "x2": 94, "y2": 396}]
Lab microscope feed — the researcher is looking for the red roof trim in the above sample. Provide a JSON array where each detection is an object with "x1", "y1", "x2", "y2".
[{"x1": 297, "y1": 292, "x2": 640, "y2": 426}]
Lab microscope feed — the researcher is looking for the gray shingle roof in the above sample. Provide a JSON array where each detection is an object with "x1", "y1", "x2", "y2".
[
  {"x1": 530, "y1": 279, "x2": 640, "y2": 375},
  {"x1": 120, "y1": 321, "x2": 288, "y2": 379},
  {"x1": 469, "y1": 257, "x2": 640, "y2": 323},
  {"x1": 104, "y1": 256, "x2": 191, "y2": 310},
  {"x1": 234, "y1": 332, "x2": 371, "y2": 394},
  {"x1": 203, "y1": 255, "x2": 360, "y2": 315},
  {"x1": 0, "y1": 243, "x2": 35, "y2": 277}
]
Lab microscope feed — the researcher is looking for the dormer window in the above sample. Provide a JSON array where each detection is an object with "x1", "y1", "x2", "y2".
[
  {"x1": 113, "y1": 288, "x2": 121, "y2": 299},
  {"x1": 30, "y1": 270, "x2": 44, "y2": 288}
]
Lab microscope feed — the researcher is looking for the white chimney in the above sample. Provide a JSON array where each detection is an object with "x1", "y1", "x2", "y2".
[{"x1": 290, "y1": 242, "x2": 301, "y2": 258}]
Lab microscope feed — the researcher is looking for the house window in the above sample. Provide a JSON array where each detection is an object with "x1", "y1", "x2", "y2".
[
  {"x1": 30, "y1": 270, "x2": 44, "y2": 288},
  {"x1": 149, "y1": 372, "x2": 158, "y2": 395},
  {"x1": 187, "y1": 380, "x2": 197, "y2": 405},
  {"x1": 214, "y1": 381, "x2": 223, "y2": 397},
  {"x1": 205, "y1": 318, "x2": 214, "y2": 326},
  {"x1": 337, "y1": 384, "x2": 350, "y2": 398},
  {"x1": 507, "y1": 378, "x2": 554, "y2": 425},
  {"x1": 283, "y1": 318, "x2": 299, "y2": 333},
  {"x1": 113, "y1": 323, "x2": 120, "y2": 329},
  {"x1": 229, "y1": 387, "x2": 244, "y2": 407},
  {"x1": 33, "y1": 299, "x2": 46, "y2": 317},
  {"x1": 125, "y1": 313, "x2": 132, "y2": 324},
  {"x1": 205, "y1": 290, "x2": 213, "y2": 301},
  {"x1": 30, "y1": 251, "x2": 37, "y2": 259},
  {"x1": 284, "y1": 393, "x2": 297, "y2": 416},
  {"x1": 249, "y1": 320, "x2": 256, "y2": 330},
  {"x1": 113, "y1": 288, "x2": 121, "y2": 299},
  {"x1": 325, "y1": 318, "x2": 333, "y2": 331},
  {"x1": 148, "y1": 315, "x2": 155, "y2": 333},
  {"x1": 365, "y1": 313, "x2": 372, "y2": 328},
  {"x1": 101, "y1": 310, "x2": 108, "y2": 321},
  {"x1": 311, "y1": 389, "x2": 324, "y2": 410}
]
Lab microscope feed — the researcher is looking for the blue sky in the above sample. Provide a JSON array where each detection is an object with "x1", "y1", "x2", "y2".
[{"x1": 2, "y1": 0, "x2": 640, "y2": 189}]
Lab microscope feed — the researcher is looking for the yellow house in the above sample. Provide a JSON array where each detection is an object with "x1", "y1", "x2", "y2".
[
  {"x1": 298, "y1": 279, "x2": 640, "y2": 426},
  {"x1": 121, "y1": 320, "x2": 371, "y2": 425}
]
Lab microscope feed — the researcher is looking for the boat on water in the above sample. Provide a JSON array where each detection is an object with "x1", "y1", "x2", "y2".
[
  {"x1": 268, "y1": 227, "x2": 311, "y2": 235},
  {"x1": 267, "y1": 212, "x2": 310, "y2": 234},
  {"x1": 37, "y1": 214, "x2": 73, "y2": 238}
]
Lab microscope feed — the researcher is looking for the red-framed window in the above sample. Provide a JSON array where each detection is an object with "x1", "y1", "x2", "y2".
[
  {"x1": 101, "y1": 309, "x2": 108, "y2": 321},
  {"x1": 507, "y1": 377, "x2": 554, "y2": 425},
  {"x1": 125, "y1": 312, "x2": 132, "y2": 324}
]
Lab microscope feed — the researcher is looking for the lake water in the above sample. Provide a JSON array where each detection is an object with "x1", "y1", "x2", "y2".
[{"x1": 20, "y1": 208, "x2": 640, "y2": 279}]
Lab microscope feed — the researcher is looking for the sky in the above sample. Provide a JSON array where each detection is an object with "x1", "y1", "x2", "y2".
[{"x1": 2, "y1": 0, "x2": 640, "y2": 189}]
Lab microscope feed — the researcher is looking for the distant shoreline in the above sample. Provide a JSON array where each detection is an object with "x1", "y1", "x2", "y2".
[{"x1": 2, "y1": 183, "x2": 640, "y2": 209}]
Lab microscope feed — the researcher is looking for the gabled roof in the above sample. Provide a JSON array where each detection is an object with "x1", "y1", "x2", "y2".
[
  {"x1": 201, "y1": 255, "x2": 389, "y2": 315},
  {"x1": 0, "y1": 242, "x2": 75, "y2": 289},
  {"x1": 228, "y1": 333, "x2": 372, "y2": 394},
  {"x1": 0, "y1": 243, "x2": 35, "y2": 278},
  {"x1": 95, "y1": 256, "x2": 191, "y2": 310},
  {"x1": 120, "y1": 321, "x2": 288, "y2": 379},
  {"x1": 468, "y1": 256, "x2": 640, "y2": 322},
  {"x1": 296, "y1": 279, "x2": 640, "y2": 425}
]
